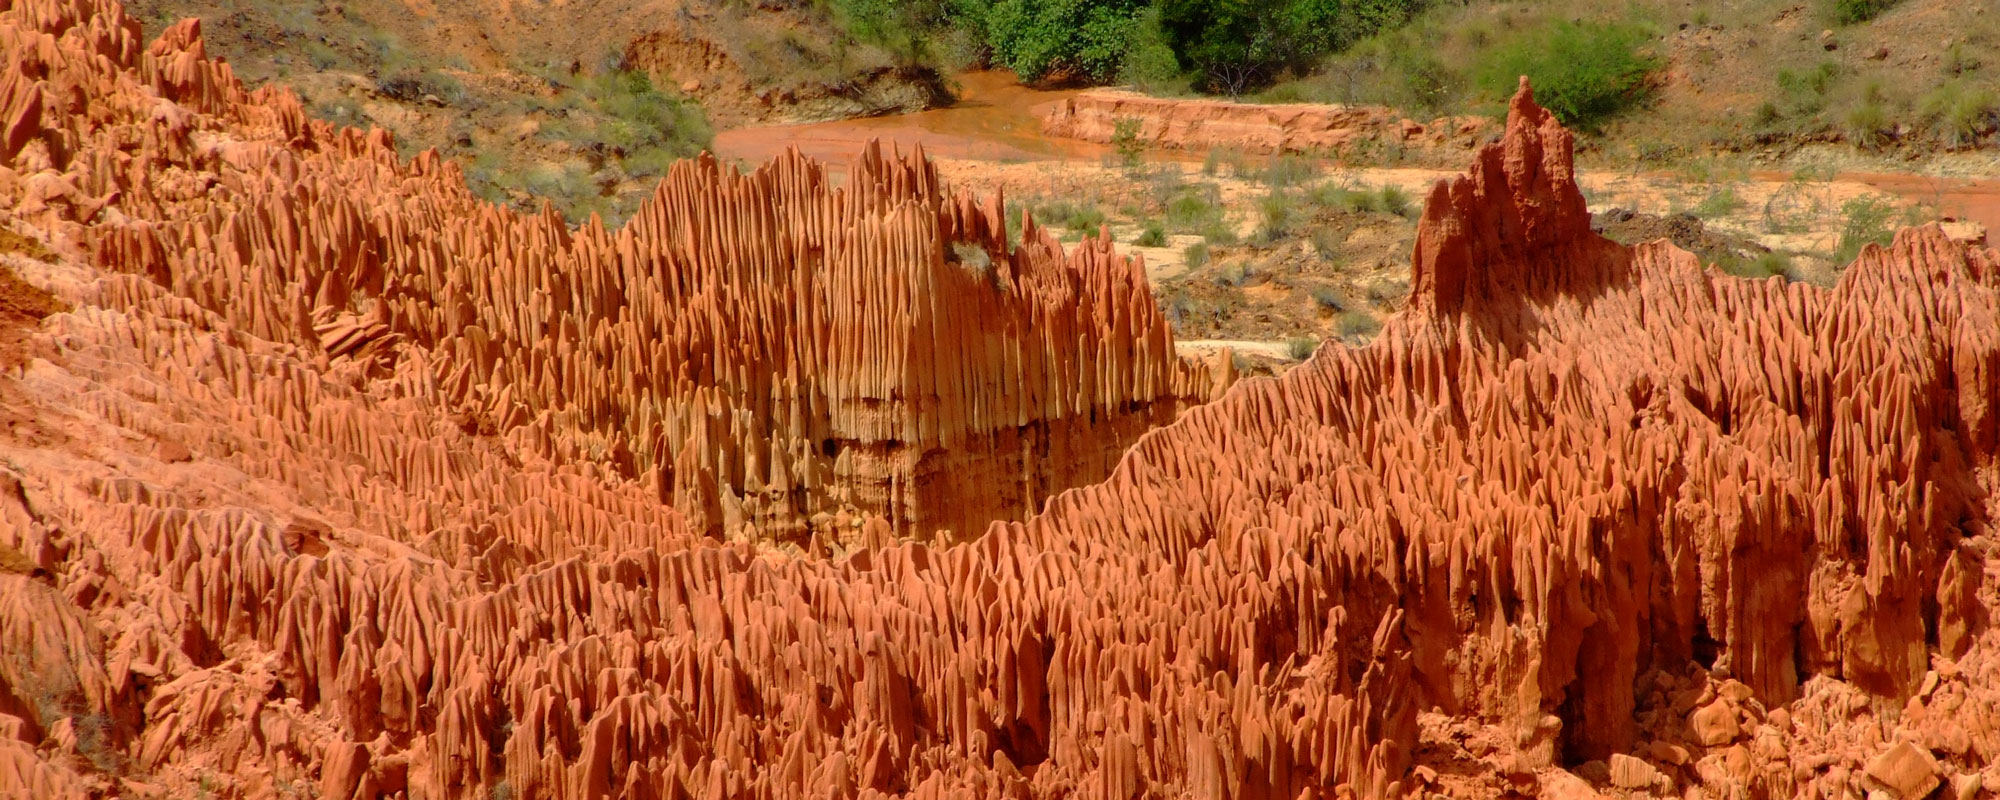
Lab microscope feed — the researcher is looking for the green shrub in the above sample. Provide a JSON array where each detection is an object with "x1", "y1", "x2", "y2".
[
  {"x1": 1216, "y1": 262, "x2": 1255, "y2": 286},
  {"x1": 1376, "y1": 184, "x2": 1411, "y2": 217},
  {"x1": 1256, "y1": 192, "x2": 1299, "y2": 242},
  {"x1": 305, "y1": 41, "x2": 342, "y2": 70},
  {"x1": 1112, "y1": 117, "x2": 1145, "y2": 168},
  {"x1": 1946, "y1": 42, "x2": 1981, "y2": 77},
  {"x1": 1753, "y1": 100, "x2": 1783, "y2": 129},
  {"x1": 1691, "y1": 186, "x2": 1744, "y2": 219},
  {"x1": 1201, "y1": 221, "x2": 1239, "y2": 245},
  {"x1": 309, "y1": 95, "x2": 369, "y2": 128},
  {"x1": 1286, "y1": 336, "x2": 1318, "y2": 360},
  {"x1": 1120, "y1": 5, "x2": 1188, "y2": 93},
  {"x1": 1134, "y1": 219, "x2": 1168, "y2": 247},
  {"x1": 1183, "y1": 242, "x2": 1210, "y2": 269},
  {"x1": 1719, "y1": 250, "x2": 1795, "y2": 279},
  {"x1": 1918, "y1": 80, "x2": 1997, "y2": 149},
  {"x1": 1337, "y1": 311, "x2": 1382, "y2": 338},
  {"x1": 1390, "y1": 46, "x2": 1457, "y2": 115},
  {"x1": 1828, "y1": 0, "x2": 1901, "y2": 26},
  {"x1": 986, "y1": 0, "x2": 1146, "y2": 83},
  {"x1": 1844, "y1": 96, "x2": 1889, "y2": 148},
  {"x1": 1025, "y1": 199, "x2": 1109, "y2": 238},
  {"x1": 1310, "y1": 184, "x2": 1372, "y2": 213},
  {"x1": 1160, "y1": 0, "x2": 1423, "y2": 96},
  {"x1": 1258, "y1": 154, "x2": 1320, "y2": 189},
  {"x1": 1309, "y1": 285, "x2": 1347, "y2": 310},
  {"x1": 1165, "y1": 185, "x2": 1225, "y2": 233},
  {"x1": 1473, "y1": 20, "x2": 1660, "y2": 130},
  {"x1": 1833, "y1": 195, "x2": 1898, "y2": 264},
  {"x1": 1776, "y1": 61, "x2": 1840, "y2": 119},
  {"x1": 1751, "y1": 251, "x2": 1795, "y2": 279}
]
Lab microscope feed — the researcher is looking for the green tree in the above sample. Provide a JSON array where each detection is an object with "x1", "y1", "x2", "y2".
[
  {"x1": 985, "y1": 0, "x2": 1148, "y2": 83},
  {"x1": 1473, "y1": 20, "x2": 1659, "y2": 130},
  {"x1": 1159, "y1": 0, "x2": 1422, "y2": 96}
]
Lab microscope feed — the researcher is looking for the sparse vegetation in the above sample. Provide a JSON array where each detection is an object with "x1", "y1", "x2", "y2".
[
  {"x1": 1183, "y1": 242, "x2": 1210, "y2": 269},
  {"x1": 951, "y1": 241, "x2": 995, "y2": 274},
  {"x1": 1917, "y1": 80, "x2": 1998, "y2": 149},
  {"x1": 1834, "y1": 195, "x2": 1898, "y2": 264},
  {"x1": 1308, "y1": 183, "x2": 1410, "y2": 217},
  {"x1": 1113, "y1": 117, "x2": 1146, "y2": 169},
  {"x1": 1337, "y1": 311, "x2": 1382, "y2": 338},
  {"x1": 1285, "y1": 335, "x2": 1317, "y2": 360},
  {"x1": 1828, "y1": 0, "x2": 1902, "y2": 26},
  {"x1": 1134, "y1": 219, "x2": 1168, "y2": 247},
  {"x1": 1691, "y1": 187, "x2": 1745, "y2": 220},
  {"x1": 1255, "y1": 192, "x2": 1300, "y2": 243},
  {"x1": 1163, "y1": 184, "x2": 1235, "y2": 243},
  {"x1": 1256, "y1": 154, "x2": 1320, "y2": 189}
]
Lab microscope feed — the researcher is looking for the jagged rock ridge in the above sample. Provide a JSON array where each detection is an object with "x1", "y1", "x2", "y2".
[
  {"x1": 0, "y1": 3, "x2": 1996, "y2": 800},
  {"x1": 4, "y1": 0, "x2": 1222, "y2": 549}
]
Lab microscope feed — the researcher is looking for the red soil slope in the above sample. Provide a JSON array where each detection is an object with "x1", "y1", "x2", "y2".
[{"x1": 2, "y1": 3, "x2": 1998, "y2": 800}]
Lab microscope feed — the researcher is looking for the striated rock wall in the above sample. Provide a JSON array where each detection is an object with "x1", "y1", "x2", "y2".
[
  {"x1": 1037, "y1": 89, "x2": 1493, "y2": 159},
  {"x1": 0, "y1": 0, "x2": 1222, "y2": 547},
  {"x1": 1, "y1": 2, "x2": 1998, "y2": 800}
]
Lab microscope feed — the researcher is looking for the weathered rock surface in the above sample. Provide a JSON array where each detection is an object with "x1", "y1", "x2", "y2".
[
  {"x1": 1, "y1": 0, "x2": 1223, "y2": 547},
  {"x1": 1038, "y1": 89, "x2": 1494, "y2": 159},
  {"x1": 1, "y1": 2, "x2": 1998, "y2": 799}
]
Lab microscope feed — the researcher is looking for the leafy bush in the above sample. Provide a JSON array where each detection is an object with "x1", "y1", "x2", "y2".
[
  {"x1": 1033, "y1": 199, "x2": 1108, "y2": 237},
  {"x1": 1310, "y1": 184, "x2": 1377, "y2": 213},
  {"x1": 1918, "y1": 80, "x2": 1997, "y2": 149},
  {"x1": 1309, "y1": 285, "x2": 1347, "y2": 310},
  {"x1": 1376, "y1": 184, "x2": 1411, "y2": 216},
  {"x1": 1473, "y1": 20, "x2": 1659, "y2": 130},
  {"x1": 1337, "y1": 311, "x2": 1382, "y2": 338},
  {"x1": 1216, "y1": 262, "x2": 1255, "y2": 286},
  {"x1": 1119, "y1": 5, "x2": 1189, "y2": 93},
  {"x1": 1828, "y1": 0, "x2": 1901, "y2": 25},
  {"x1": 1112, "y1": 117, "x2": 1146, "y2": 168},
  {"x1": 1691, "y1": 187, "x2": 1744, "y2": 219},
  {"x1": 1134, "y1": 219, "x2": 1168, "y2": 247},
  {"x1": 1833, "y1": 195, "x2": 1898, "y2": 264},
  {"x1": 1255, "y1": 192, "x2": 1299, "y2": 242},
  {"x1": 1257, "y1": 154, "x2": 1319, "y2": 189},
  {"x1": 1775, "y1": 61, "x2": 1840, "y2": 119},
  {"x1": 1753, "y1": 251, "x2": 1796, "y2": 279},
  {"x1": 1165, "y1": 185, "x2": 1225, "y2": 232},
  {"x1": 1160, "y1": 0, "x2": 1422, "y2": 96},
  {"x1": 1183, "y1": 242, "x2": 1210, "y2": 269},
  {"x1": 1286, "y1": 336, "x2": 1318, "y2": 360},
  {"x1": 1844, "y1": 93, "x2": 1889, "y2": 148},
  {"x1": 986, "y1": 0, "x2": 1146, "y2": 82}
]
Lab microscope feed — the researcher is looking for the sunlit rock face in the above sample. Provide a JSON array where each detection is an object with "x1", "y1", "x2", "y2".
[{"x1": 2, "y1": 1, "x2": 1998, "y2": 797}]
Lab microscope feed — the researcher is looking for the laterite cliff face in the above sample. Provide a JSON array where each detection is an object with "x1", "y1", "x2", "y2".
[
  {"x1": 3, "y1": 0, "x2": 1221, "y2": 549},
  {"x1": 1037, "y1": 89, "x2": 1493, "y2": 160},
  {"x1": 2, "y1": 2, "x2": 1999, "y2": 800}
]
